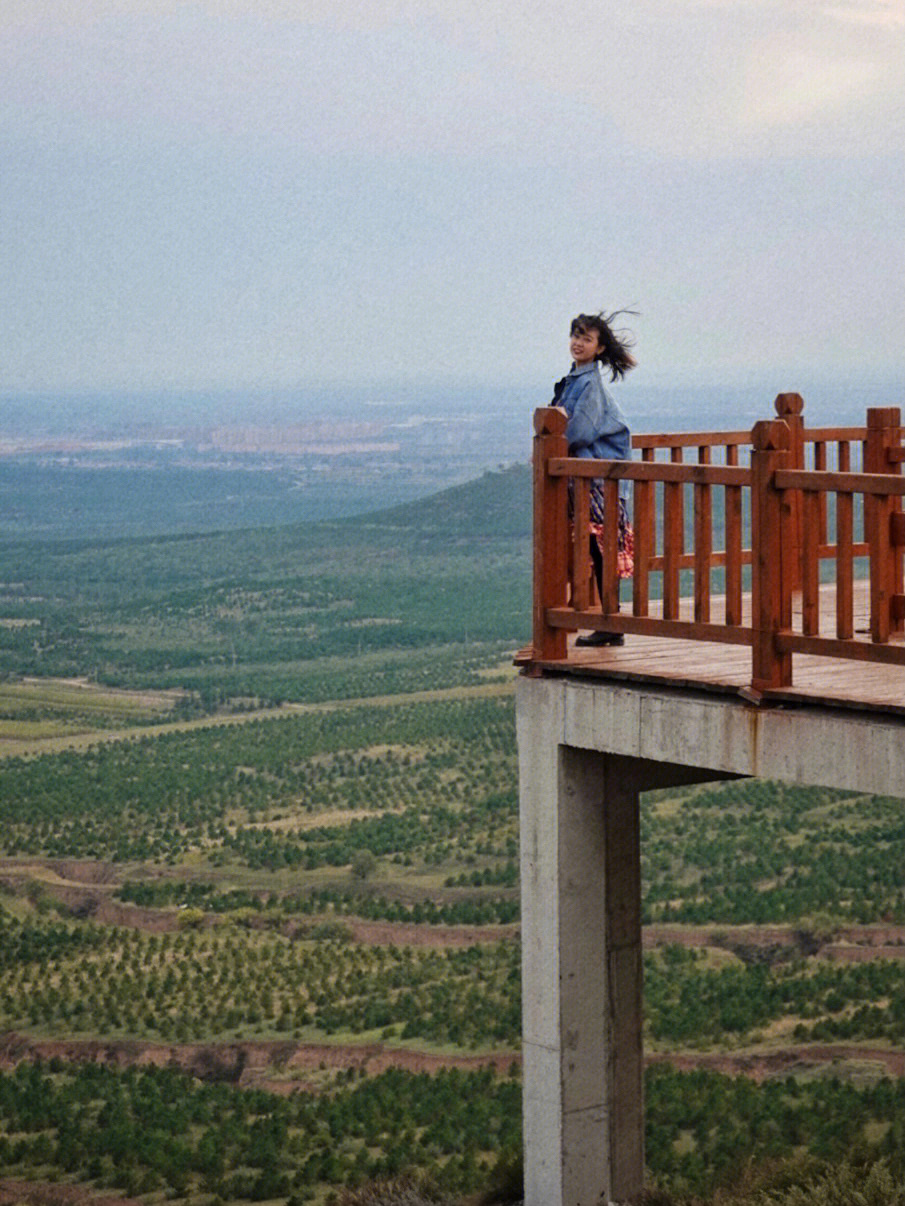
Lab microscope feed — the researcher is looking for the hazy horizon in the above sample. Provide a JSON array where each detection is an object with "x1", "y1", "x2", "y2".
[{"x1": 0, "y1": 372, "x2": 901, "y2": 437}]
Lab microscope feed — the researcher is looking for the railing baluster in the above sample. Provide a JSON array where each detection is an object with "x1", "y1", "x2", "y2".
[
  {"x1": 894, "y1": 432, "x2": 905, "y2": 627},
  {"x1": 725, "y1": 445, "x2": 743, "y2": 626},
  {"x1": 601, "y1": 479, "x2": 620, "y2": 616},
  {"x1": 870, "y1": 491, "x2": 893, "y2": 644},
  {"x1": 801, "y1": 490, "x2": 820, "y2": 635},
  {"x1": 694, "y1": 446, "x2": 712, "y2": 623},
  {"x1": 632, "y1": 449, "x2": 654, "y2": 617},
  {"x1": 572, "y1": 476, "x2": 591, "y2": 612},
  {"x1": 663, "y1": 448, "x2": 682, "y2": 619},
  {"x1": 836, "y1": 481, "x2": 854, "y2": 640},
  {"x1": 814, "y1": 441, "x2": 828, "y2": 548}
]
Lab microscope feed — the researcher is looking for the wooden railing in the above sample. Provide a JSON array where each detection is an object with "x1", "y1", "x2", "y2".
[{"x1": 531, "y1": 395, "x2": 905, "y2": 695}]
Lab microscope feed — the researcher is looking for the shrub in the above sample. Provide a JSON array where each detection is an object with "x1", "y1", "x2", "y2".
[{"x1": 756, "y1": 1160, "x2": 905, "y2": 1206}]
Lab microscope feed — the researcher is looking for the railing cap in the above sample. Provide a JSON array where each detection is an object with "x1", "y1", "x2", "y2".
[
  {"x1": 534, "y1": 406, "x2": 568, "y2": 437},
  {"x1": 752, "y1": 418, "x2": 790, "y2": 452},
  {"x1": 774, "y1": 392, "x2": 804, "y2": 418},
  {"x1": 866, "y1": 406, "x2": 902, "y2": 429}
]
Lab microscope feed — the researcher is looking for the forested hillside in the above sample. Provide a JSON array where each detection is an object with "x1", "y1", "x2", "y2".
[{"x1": 0, "y1": 464, "x2": 531, "y2": 713}]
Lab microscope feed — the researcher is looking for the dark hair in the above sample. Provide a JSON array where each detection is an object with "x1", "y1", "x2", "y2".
[{"x1": 570, "y1": 310, "x2": 638, "y2": 381}]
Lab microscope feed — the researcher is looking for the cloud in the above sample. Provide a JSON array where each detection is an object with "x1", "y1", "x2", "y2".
[
  {"x1": 0, "y1": 7, "x2": 588, "y2": 160},
  {"x1": 732, "y1": 12, "x2": 904, "y2": 156},
  {"x1": 742, "y1": 48, "x2": 885, "y2": 128},
  {"x1": 822, "y1": 0, "x2": 905, "y2": 29},
  {"x1": 2, "y1": 0, "x2": 901, "y2": 163},
  {"x1": 474, "y1": 0, "x2": 904, "y2": 160},
  {"x1": 0, "y1": 0, "x2": 901, "y2": 389}
]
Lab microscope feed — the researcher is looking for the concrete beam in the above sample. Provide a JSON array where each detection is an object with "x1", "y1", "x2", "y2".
[{"x1": 520, "y1": 676, "x2": 905, "y2": 799}]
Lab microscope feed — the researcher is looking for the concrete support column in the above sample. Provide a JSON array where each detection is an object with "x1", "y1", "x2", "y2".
[
  {"x1": 518, "y1": 681, "x2": 727, "y2": 1206},
  {"x1": 600, "y1": 753, "x2": 645, "y2": 1200},
  {"x1": 519, "y1": 734, "x2": 645, "y2": 1203}
]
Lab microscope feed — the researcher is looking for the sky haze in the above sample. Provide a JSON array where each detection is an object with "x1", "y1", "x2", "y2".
[{"x1": 2, "y1": 1, "x2": 902, "y2": 393}]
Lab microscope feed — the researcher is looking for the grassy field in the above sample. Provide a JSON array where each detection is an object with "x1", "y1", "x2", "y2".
[{"x1": 0, "y1": 676, "x2": 185, "y2": 745}]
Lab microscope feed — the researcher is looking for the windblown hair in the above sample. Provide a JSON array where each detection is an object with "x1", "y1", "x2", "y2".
[{"x1": 571, "y1": 310, "x2": 638, "y2": 381}]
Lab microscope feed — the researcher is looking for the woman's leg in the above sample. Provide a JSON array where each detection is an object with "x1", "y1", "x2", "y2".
[{"x1": 576, "y1": 535, "x2": 624, "y2": 646}]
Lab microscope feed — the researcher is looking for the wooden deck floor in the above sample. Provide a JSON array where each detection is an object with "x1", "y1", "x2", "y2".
[{"x1": 529, "y1": 581, "x2": 905, "y2": 717}]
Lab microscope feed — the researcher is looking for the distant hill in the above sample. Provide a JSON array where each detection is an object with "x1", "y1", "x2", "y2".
[
  {"x1": 361, "y1": 462, "x2": 532, "y2": 539},
  {"x1": 0, "y1": 456, "x2": 534, "y2": 691},
  {"x1": 0, "y1": 455, "x2": 532, "y2": 544}
]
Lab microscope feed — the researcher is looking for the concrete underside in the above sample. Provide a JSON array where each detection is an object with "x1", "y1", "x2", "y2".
[{"x1": 515, "y1": 675, "x2": 905, "y2": 1206}]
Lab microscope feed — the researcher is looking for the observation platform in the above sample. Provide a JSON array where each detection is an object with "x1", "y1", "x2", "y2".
[
  {"x1": 514, "y1": 396, "x2": 905, "y2": 1206},
  {"x1": 542, "y1": 580, "x2": 905, "y2": 718}
]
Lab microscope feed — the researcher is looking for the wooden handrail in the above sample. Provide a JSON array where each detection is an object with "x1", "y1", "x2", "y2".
[
  {"x1": 776, "y1": 470, "x2": 905, "y2": 495},
  {"x1": 632, "y1": 430, "x2": 750, "y2": 450},
  {"x1": 804, "y1": 426, "x2": 867, "y2": 441},
  {"x1": 550, "y1": 458, "x2": 751, "y2": 486},
  {"x1": 529, "y1": 397, "x2": 905, "y2": 696}
]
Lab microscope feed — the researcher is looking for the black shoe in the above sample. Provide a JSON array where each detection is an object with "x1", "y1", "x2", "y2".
[{"x1": 575, "y1": 631, "x2": 624, "y2": 647}]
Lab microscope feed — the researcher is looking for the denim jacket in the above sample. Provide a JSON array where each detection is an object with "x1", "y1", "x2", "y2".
[
  {"x1": 553, "y1": 361, "x2": 631, "y2": 498},
  {"x1": 554, "y1": 360, "x2": 631, "y2": 462}
]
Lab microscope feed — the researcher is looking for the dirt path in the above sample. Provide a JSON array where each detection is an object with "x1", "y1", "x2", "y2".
[
  {"x1": 0, "y1": 858, "x2": 520, "y2": 943},
  {"x1": 339, "y1": 916, "x2": 518, "y2": 947}
]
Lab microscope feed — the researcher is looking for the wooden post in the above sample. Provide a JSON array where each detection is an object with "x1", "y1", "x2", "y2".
[
  {"x1": 864, "y1": 407, "x2": 903, "y2": 640},
  {"x1": 751, "y1": 419, "x2": 792, "y2": 691},
  {"x1": 632, "y1": 447, "x2": 654, "y2": 618},
  {"x1": 533, "y1": 407, "x2": 569, "y2": 662},
  {"x1": 774, "y1": 393, "x2": 804, "y2": 591}
]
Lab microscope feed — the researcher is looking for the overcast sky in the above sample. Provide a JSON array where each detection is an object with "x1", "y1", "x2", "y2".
[{"x1": 1, "y1": 0, "x2": 902, "y2": 393}]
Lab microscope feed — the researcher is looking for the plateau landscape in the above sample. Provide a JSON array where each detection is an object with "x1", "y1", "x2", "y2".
[
  {"x1": 0, "y1": 389, "x2": 903, "y2": 1205},
  {"x1": 3, "y1": 1, "x2": 902, "y2": 1202}
]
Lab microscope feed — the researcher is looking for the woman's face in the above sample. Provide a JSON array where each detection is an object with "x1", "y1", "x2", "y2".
[{"x1": 569, "y1": 327, "x2": 601, "y2": 365}]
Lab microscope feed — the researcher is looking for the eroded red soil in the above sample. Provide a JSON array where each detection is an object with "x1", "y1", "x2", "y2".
[
  {"x1": 3, "y1": 858, "x2": 903, "y2": 958},
  {"x1": 643, "y1": 923, "x2": 905, "y2": 963},
  {"x1": 0, "y1": 1032, "x2": 515, "y2": 1094},
  {"x1": 316, "y1": 917, "x2": 519, "y2": 947},
  {"x1": 649, "y1": 1044, "x2": 905, "y2": 1083},
  {"x1": 3, "y1": 1031, "x2": 902, "y2": 1096},
  {"x1": 0, "y1": 1182, "x2": 142, "y2": 1206}
]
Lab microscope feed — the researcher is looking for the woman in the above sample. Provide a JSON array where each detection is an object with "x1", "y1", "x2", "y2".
[{"x1": 553, "y1": 311, "x2": 636, "y2": 647}]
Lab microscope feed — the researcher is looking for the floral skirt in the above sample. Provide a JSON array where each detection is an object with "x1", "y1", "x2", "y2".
[{"x1": 589, "y1": 486, "x2": 635, "y2": 580}]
